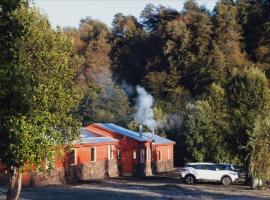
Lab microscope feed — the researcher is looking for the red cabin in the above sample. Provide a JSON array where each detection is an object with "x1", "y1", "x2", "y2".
[
  {"x1": 86, "y1": 123, "x2": 175, "y2": 176},
  {"x1": 0, "y1": 123, "x2": 175, "y2": 186}
]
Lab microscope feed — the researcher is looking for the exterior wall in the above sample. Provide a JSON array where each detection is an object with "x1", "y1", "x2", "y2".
[
  {"x1": 132, "y1": 143, "x2": 152, "y2": 177},
  {"x1": 0, "y1": 142, "x2": 118, "y2": 186},
  {"x1": 152, "y1": 144, "x2": 174, "y2": 173},
  {"x1": 0, "y1": 124, "x2": 175, "y2": 186},
  {"x1": 30, "y1": 143, "x2": 118, "y2": 186},
  {"x1": 117, "y1": 137, "x2": 140, "y2": 176},
  {"x1": 87, "y1": 125, "x2": 154, "y2": 177}
]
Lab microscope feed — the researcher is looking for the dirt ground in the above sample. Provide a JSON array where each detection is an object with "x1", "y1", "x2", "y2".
[{"x1": 1, "y1": 176, "x2": 270, "y2": 200}]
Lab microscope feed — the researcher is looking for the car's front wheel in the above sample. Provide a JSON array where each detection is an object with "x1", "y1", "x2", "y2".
[
  {"x1": 185, "y1": 175, "x2": 195, "y2": 184},
  {"x1": 221, "y1": 176, "x2": 232, "y2": 185}
]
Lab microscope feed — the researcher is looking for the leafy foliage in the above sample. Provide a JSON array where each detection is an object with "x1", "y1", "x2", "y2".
[{"x1": 0, "y1": 6, "x2": 81, "y2": 171}]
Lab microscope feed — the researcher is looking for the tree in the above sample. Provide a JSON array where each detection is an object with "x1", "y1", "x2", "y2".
[
  {"x1": 213, "y1": 0, "x2": 247, "y2": 68},
  {"x1": 226, "y1": 68, "x2": 270, "y2": 165},
  {"x1": 140, "y1": 4, "x2": 179, "y2": 32},
  {"x1": 185, "y1": 84, "x2": 230, "y2": 162},
  {"x1": 68, "y1": 18, "x2": 111, "y2": 90},
  {"x1": 247, "y1": 116, "x2": 270, "y2": 184},
  {"x1": 237, "y1": 0, "x2": 270, "y2": 68},
  {"x1": 75, "y1": 81, "x2": 131, "y2": 127},
  {"x1": 110, "y1": 14, "x2": 147, "y2": 85},
  {"x1": 0, "y1": 6, "x2": 80, "y2": 200}
]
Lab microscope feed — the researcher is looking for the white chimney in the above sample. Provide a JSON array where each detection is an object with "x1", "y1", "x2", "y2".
[
  {"x1": 152, "y1": 129, "x2": 155, "y2": 142},
  {"x1": 139, "y1": 124, "x2": 143, "y2": 139}
]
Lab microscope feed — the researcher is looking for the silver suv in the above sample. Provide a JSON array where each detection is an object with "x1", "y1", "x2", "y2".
[{"x1": 181, "y1": 162, "x2": 239, "y2": 185}]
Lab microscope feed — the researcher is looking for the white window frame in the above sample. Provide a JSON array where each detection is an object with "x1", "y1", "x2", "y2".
[
  {"x1": 90, "y1": 147, "x2": 96, "y2": 162},
  {"x1": 146, "y1": 148, "x2": 151, "y2": 162},
  {"x1": 108, "y1": 145, "x2": 114, "y2": 160},
  {"x1": 167, "y1": 147, "x2": 170, "y2": 160},
  {"x1": 133, "y1": 150, "x2": 137, "y2": 160},
  {"x1": 140, "y1": 149, "x2": 145, "y2": 164},
  {"x1": 69, "y1": 148, "x2": 77, "y2": 165}
]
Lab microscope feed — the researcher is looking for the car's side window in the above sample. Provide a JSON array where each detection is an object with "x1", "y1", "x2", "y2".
[
  {"x1": 206, "y1": 165, "x2": 216, "y2": 171},
  {"x1": 216, "y1": 164, "x2": 226, "y2": 170},
  {"x1": 200, "y1": 165, "x2": 208, "y2": 170},
  {"x1": 192, "y1": 165, "x2": 202, "y2": 169}
]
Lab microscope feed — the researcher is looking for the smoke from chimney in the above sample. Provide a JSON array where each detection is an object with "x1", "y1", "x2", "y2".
[
  {"x1": 139, "y1": 124, "x2": 143, "y2": 139},
  {"x1": 135, "y1": 86, "x2": 158, "y2": 131}
]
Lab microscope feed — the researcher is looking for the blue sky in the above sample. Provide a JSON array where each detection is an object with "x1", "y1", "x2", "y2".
[{"x1": 33, "y1": 0, "x2": 218, "y2": 28}]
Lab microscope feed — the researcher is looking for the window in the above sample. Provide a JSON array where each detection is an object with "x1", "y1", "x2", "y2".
[
  {"x1": 167, "y1": 147, "x2": 170, "y2": 160},
  {"x1": 215, "y1": 164, "x2": 227, "y2": 170},
  {"x1": 90, "y1": 147, "x2": 96, "y2": 162},
  {"x1": 206, "y1": 165, "x2": 216, "y2": 171},
  {"x1": 140, "y1": 149, "x2": 145, "y2": 163},
  {"x1": 69, "y1": 149, "x2": 76, "y2": 165},
  {"x1": 108, "y1": 145, "x2": 114, "y2": 160},
  {"x1": 118, "y1": 150, "x2": 122, "y2": 160},
  {"x1": 201, "y1": 165, "x2": 209, "y2": 170},
  {"x1": 158, "y1": 150, "x2": 162, "y2": 161},
  {"x1": 133, "y1": 150, "x2": 137, "y2": 159},
  {"x1": 189, "y1": 165, "x2": 202, "y2": 169},
  {"x1": 146, "y1": 148, "x2": 151, "y2": 162}
]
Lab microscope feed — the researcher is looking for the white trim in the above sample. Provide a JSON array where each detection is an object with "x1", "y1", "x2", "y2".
[
  {"x1": 167, "y1": 147, "x2": 170, "y2": 160},
  {"x1": 108, "y1": 145, "x2": 114, "y2": 160},
  {"x1": 133, "y1": 150, "x2": 137, "y2": 159},
  {"x1": 90, "y1": 147, "x2": 96, "y2": 162},
  {"x1": 146, "y1": 148, "x2": 151, "y2": 162}
]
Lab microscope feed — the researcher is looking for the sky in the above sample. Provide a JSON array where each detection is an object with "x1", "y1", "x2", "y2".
[{"x1": 33, "y1": 0, "x2": 218, "y2": 28}]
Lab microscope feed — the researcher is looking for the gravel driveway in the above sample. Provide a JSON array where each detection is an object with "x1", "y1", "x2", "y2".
[{"x1": 1, "y1": 177, "x2": 270, "y2": 200}]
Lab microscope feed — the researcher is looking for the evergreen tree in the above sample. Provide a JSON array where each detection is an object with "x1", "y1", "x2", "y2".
[
  {"x1": 226, "y1": 68, "x2": 270, "y2": 164},
  {"x1": 185, "y1": 84, "x2": 230, "y2": 162},
  {"x1": 110, "y1": 14, "x2": 146, "y2": 85},
  {"x1": 214, "y1": 0, "x2": 247, "y2": 68}
]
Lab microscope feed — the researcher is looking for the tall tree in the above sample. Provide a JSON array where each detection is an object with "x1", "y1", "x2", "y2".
[
  {"x1": 0, "y1": 5, "x2": 80, "y2": 200},
  {"x1": 213, "y1": 0, "x2": 247, "y2": 68},
  {"x1": 185, "y1": 84, "x2": 230, "y2": 162},
  {"x1": 226, "y1": 68, "x2": 270, "y2": 165},
  {"x1": 110, "y1": 14, "x2": 146, "y2": 85}
]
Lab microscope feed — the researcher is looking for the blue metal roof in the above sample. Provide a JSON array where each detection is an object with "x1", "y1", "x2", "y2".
[
  {"x1": 75, "y1": 128, "x2": 118, "y2": 144},
  {"x1": 143, "y1": 132, "x2": 175, "y2": 145},
  {"x1": 97, "y1": 123, "x2": 174, "y2": 145}
]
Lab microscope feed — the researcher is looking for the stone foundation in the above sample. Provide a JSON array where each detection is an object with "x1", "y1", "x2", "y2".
[
  {"x1": 132, "y1": 163, "x2": 152, "y2": 177},
  {"x1": 152, "y1": 160, "x2": 174, "y2": 173},
  {"x1": 30, "y1": 160, "x2": 118, "y2": 186}
]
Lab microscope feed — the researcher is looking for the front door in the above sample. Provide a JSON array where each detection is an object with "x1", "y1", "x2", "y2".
[{"x1": 122, "y1": 150, "x2": 133, "y2": 176}]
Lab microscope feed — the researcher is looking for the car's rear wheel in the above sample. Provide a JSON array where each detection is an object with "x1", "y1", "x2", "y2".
[
  {"x1": 221, "y1": 176, "x2": 232, "y2": 185},
  {"x1": 185, "y1": 175, "x2": 195, "y2": 184}
]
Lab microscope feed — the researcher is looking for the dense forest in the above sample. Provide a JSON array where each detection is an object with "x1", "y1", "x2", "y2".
[
  {"x1": 64, "y1": 0, "x2": 270, "y2": 172},
  {"x1": 1, "y1": 1, "x2": 270, "y2": 197}
]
